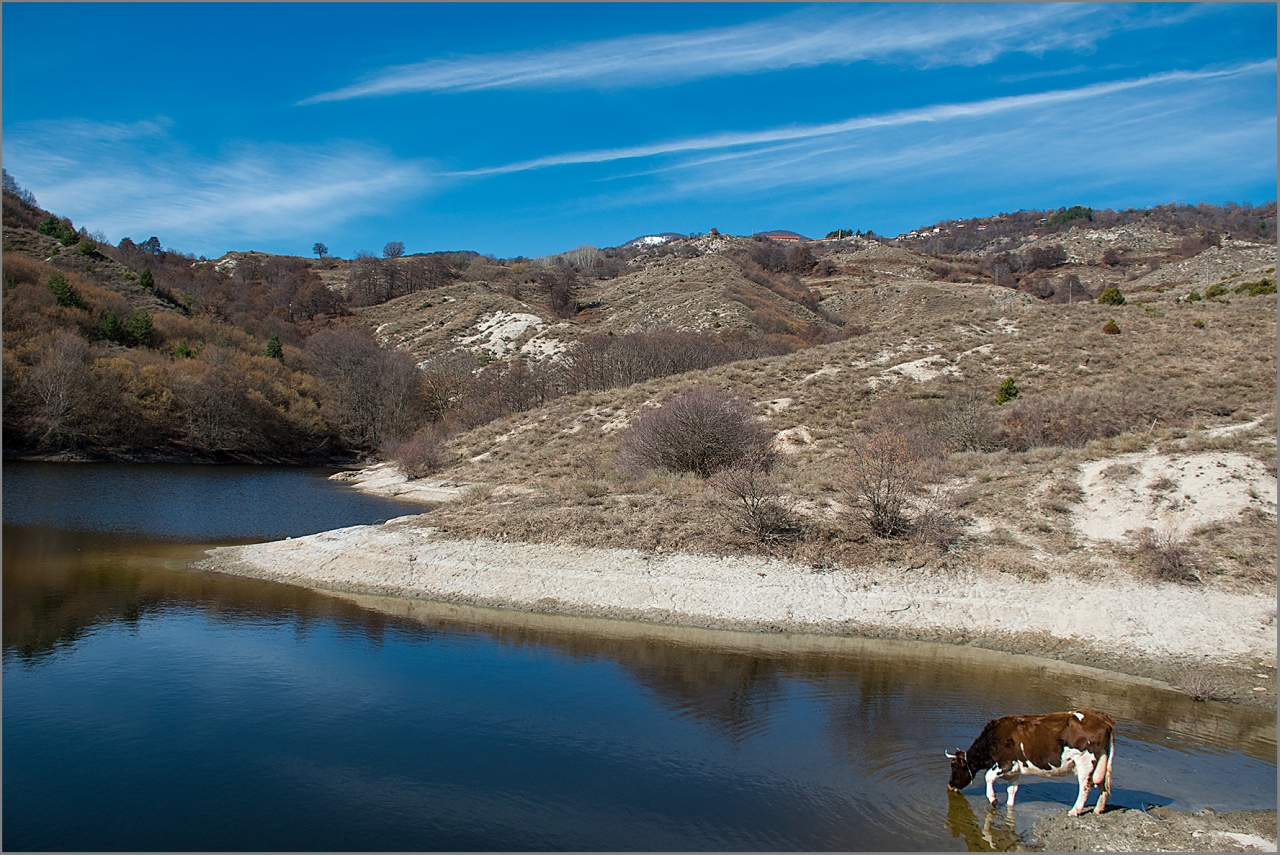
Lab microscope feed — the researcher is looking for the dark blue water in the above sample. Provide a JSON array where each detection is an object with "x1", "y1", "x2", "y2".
[
  {"x1": 2, "y1": 461, "x2": 419, "y2": 541},
  {"x1": 3, "y1": 462, "x2": 1275, "y2": 851}
]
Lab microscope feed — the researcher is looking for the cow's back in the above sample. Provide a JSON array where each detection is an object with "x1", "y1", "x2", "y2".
[{"x1": 972, "y1": 710, "x2": 1113, "y2": 772}]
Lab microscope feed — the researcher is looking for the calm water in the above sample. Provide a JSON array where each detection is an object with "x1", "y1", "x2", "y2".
[{"x1": 3, "y1": 462, "x2": 1275, "y2": 851}]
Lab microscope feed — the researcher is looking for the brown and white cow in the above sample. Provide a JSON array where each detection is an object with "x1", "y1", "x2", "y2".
[{"x1": 946, "y1": 709, "x2": 1115, "y2": 816}]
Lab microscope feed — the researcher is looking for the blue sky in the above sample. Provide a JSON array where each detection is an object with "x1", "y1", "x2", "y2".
[{"x1": 3, "y1": 3, "x2": 1275, "y2": 259}]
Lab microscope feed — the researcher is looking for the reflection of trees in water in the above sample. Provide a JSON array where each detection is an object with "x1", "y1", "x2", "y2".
[
  {"x1": 2, "y1": 527, "x2": 425, "y2": 661},
  {"x1": 11, "y1": 531, "x2": 1273, "y2": 764}
]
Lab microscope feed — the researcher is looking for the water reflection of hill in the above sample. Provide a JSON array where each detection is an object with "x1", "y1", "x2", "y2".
[
  {"x1": 5, "y1": 529, "x2": 1273, "y2": 765},
  {"x1": 334, "y1": 592, "x2": 1277, "y2": 764}
]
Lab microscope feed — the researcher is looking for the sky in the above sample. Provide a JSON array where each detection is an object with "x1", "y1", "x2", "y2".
[{"x1": 2, "y1": 3, "x2": 1276, "y2": 259}]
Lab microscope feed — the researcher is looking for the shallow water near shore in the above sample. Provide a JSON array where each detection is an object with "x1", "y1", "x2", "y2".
[{"x1": 3, "y1": 462, "x2": 1275, "y2": 851}]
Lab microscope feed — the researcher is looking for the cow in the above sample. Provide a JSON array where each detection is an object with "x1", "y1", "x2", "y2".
[{"x1": 946, "y1": 709, "x2": 1115, "y2": 816}]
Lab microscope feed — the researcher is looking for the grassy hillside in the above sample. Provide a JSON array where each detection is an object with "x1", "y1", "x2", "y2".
[{"x1": 4, "y1": 176, "x2": 1274, "y2": 592}]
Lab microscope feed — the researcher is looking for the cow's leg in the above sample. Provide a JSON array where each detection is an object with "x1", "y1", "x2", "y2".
[
  {"x1": 1067, "y1": 755, "x2": 1096, "y2": 816},
  {"x1": 1092, "y1": 752, "x2": 1110, "y2": 814},
  {"x1": 1006, "y1": 782, "x2": 1019, "y2": 808},
  {"x1": 984, "y1": 767, "x2": 1001, "y2": 807}
]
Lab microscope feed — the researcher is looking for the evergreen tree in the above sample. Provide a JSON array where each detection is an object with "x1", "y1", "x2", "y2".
[
  {"x1": 1097, "y1": 287, "x2": 1126, "y2": 306},
  {"x1": 125, "y1": 310, "x2": 154, "y2": 348},
  {"x1": 46, "y1": 272, "x2": 86, "y2": 309},
  {"x1": 995, "y1": 377, "x2": 1020, "y2": 405},
  {"x1": 139, "y1": 267, "x2": 155, "y2": 289},
  {"x1": 265, "y1": 333, "x2": 284, "y2": 363},
  {"x1": 100, "y1": 312, "x2": 126, "y2": 344}
]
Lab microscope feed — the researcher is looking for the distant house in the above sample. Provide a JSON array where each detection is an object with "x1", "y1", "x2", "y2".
[{"x1": 754, "y1": 229, "x2": 810, "y2": 242}]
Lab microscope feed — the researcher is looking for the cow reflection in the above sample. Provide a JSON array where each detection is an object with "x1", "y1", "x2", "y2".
[{"x1": 945, "y1": 790, "x2": 1027, "y2": 852}]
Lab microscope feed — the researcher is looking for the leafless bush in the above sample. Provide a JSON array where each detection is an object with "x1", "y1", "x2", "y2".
[
  {"x1": 616, "y1": 385, "x2": 774, "y2": 477},
  {"x1": 938, "y1": 389, "x2": 999, "y2": 452},
  {"x1": 845, "y1": 427, "x2": 946, "y2": 538},
  {"x1": 384, "y1": 426, "x2": 448, "y2": 480},
  {"x1": 1134, "y1": 526, "x2": 1199, "y2": 583},
  {"x1": 1176, "y1": 671, "x2": 1230, "y2": 701},
  {"x1": 914, "y1": 478, "x2": 961, "y2": 547},
  {"x1": 711, "y1": 455, "x2": 801, "y2": 543},
  {"x1": 996, "y1": 392, "x2": 1133, "y2": 451}
]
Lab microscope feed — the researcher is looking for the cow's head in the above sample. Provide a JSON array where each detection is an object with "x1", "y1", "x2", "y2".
[{"x1": 946, "y1": 749, "x2": 973, "y2": 791}]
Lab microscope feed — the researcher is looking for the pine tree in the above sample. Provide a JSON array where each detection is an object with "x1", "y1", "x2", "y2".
[
  {"x1": 139, "y1": 267, "x2": 154, "y2": 289},
  {"x1": 100, "y1": 312, "x2": 126, "y2": 344},
  {"x1": 125, "y1": 310, "x2": 154, "y2": 348},
  {"x1": 265, "y1": 333, "x2": 284, "y2": 363},
  {"x1": 995, "y1": 377, "x2": 1020, "y2": 405}
]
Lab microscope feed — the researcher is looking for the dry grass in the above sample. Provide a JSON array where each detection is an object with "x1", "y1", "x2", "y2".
[
  {"x1": 404, "y1": 242, "x2": 1274, "y2": 586},
  {"x1": 1175, "y1": 671, "x2": 1232, "y2": 702}
]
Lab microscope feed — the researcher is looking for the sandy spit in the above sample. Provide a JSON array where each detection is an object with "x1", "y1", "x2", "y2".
[{"x1": 192, "y1": 516, "x2": 1276, "y2": 694}]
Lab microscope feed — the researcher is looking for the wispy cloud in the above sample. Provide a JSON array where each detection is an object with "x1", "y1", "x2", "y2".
[
  {"x1": 4, "y1": 120, "x2": 435, "y2": 253},
  {"x1": 453, "y1": 61, "x2": 1275, "y2": 178},
  {"x1": 302, "y1": 4, "x2": 1201, "y2": 103}
]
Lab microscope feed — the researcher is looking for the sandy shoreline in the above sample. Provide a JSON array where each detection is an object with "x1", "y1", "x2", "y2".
[{"x1": 192, "y1": 513, "x2": 1277, "y2": 706}]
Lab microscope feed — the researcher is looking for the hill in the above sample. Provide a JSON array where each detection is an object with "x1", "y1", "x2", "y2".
[{"x1": 4, "y1": 175, "x2": 1275, "y2": 611}]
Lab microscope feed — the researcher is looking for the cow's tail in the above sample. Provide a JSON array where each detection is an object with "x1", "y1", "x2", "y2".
[{"x1": 1093, "y1": 728, "x2": 1114, "y2": 796}]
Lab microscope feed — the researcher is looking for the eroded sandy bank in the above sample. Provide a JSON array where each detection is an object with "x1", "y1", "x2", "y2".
[{"x1": 192, "y1": 515, "x2": 1277, "y2": 705}]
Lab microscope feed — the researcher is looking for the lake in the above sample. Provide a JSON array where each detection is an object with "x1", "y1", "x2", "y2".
[{"x1": 3, "y1": 461, "x2": 1275, "y2": 851}]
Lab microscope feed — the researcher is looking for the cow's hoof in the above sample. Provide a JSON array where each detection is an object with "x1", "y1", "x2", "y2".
[{"x1": 1067, "y1": 809, "x2": 1083, "y2": 817}]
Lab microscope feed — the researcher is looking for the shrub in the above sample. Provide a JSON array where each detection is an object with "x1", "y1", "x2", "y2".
[
  {"x1": 711, "y1": 455, "x2": 801, "y2": 543},
  {"x1": 139, "y1": 268, "x2": 155, "y2": 290},
  {"x1": 616, "y1": 385, "x2": 773, "y2": 477},
  {"x1": 386, "y1": 427, "x2": 448, "y2": 480},
  {"x1": 1102, "y1": 318, "x2": 1121, "y2": 335},
  {"x1": 1234, "y1": 278, "x2": 1276, "y2": 296},
  {"x1": 76, "y1": 237, "x2": 97, "y2": 256},
  {"x1": 1191, "y1": 319, "x2": 1205, "y2": 329},
  {"x1": 1097, "y1": 287, "x2": 1126, "y2": 306},
  {"x1": 1134, "y1": 527, "x2": 1198, "y2": 583},
  {"x1": 1204, "y1": 283, "x2": 1228, "y2": 299},
  {"x1": 1045, "y1": 206, "x2": 1092, "y2": 229},
  {"x1": 996, "y1": 392, "x2": 1136, "y2": 451},
  {"x1": 995, "y1": 377, "x2": 1020, "y2": 405},
  {"x1": 938, "y1": 389, "x2": 998, "y2": 452},
  {"x1": 1176, "y1": 672, "x2": 1230, "y2": 702},
  {"x1": 1186, "y1": 290, "x2": 1202, "y2": 302},
  {"x1": 845, "y1": 427, "x2": 944, "y2": 538}
]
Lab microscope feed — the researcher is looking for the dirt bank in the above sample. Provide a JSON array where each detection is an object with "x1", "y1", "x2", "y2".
[
  {"x1": 192, "y1": 517, "x2": 1276, "y2": 708},
  {"x1": 1032, "y1": 806, "x2": 1277, "y2": 852}
]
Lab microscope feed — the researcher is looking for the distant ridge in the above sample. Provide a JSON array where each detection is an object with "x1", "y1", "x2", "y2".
[{"x1": 753, "y1": 229, "x2": 810, "y2": 241}]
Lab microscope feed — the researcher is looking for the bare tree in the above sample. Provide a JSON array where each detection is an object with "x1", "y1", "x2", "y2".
[
  {"x1": 711, "y1": 454, "x2": 800, "y2": 542},
  {"x1": 28, "y1": 331, "x2": 96, "y2": 448},
  {"x1": 420, "y1": 351, "x2": 476, "y2": 420},
  {"x1": 313, "y1": 242, "x2": 329, "y2": 259},
  {"x1": 306, "y1": 327, "x2": 423, "y2": 449},
  {"x1": 383, "y1": 241, "x2": 405, "y2": 259},
  {"x1": 845, "y1": 427, "x2": 944, "y2": 537}
]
